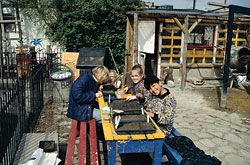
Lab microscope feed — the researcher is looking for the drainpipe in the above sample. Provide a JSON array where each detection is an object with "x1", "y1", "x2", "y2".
[{"x1": 193, "y1": 0, "x2": 196, "y2": 10}]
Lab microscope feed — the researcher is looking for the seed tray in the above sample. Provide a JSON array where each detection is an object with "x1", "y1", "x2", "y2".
[
  {"x1": 115, "y1": 122, "x2": 156, "y2": 135},
  {"x1": 118, "y1": 115, "x2": 147, "y2": 123},
  {"x1": 110, "y1": 99, "x2": 142, "y2": 110}
]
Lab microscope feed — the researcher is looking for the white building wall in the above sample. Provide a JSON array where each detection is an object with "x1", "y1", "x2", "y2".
[{"x1": 7, "y1": 12, "x2": 62, "y2": 54}]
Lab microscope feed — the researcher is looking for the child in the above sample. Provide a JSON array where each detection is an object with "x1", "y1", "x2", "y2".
[
  {"x1": 124, "y1": 64, "x2": 149, "y2": 101},
  {"x1": 67, "y1": 65, "x2": 110, "y2": 122},
  {"x1": 143, "y1": 74, "x2": 176, "y2": 133},
  {"x1": 109, "y1": 69, "x2": 121, "y2": 89}
]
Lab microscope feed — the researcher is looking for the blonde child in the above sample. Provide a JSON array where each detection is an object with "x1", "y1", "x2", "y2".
[
  {"x1": 124, "y1": 64, "x2": 149, "y2": 101},
  {"x1": 109, "y1": 69, "x2": 121, "y2": 89},
  {"x1": 67, "y1": 65, "x2": 110, "y2": 122}
]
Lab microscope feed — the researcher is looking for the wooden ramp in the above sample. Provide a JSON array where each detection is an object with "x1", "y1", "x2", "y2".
[{"x1": 13, "y1": 132, "x2": 59, "y2": 165}]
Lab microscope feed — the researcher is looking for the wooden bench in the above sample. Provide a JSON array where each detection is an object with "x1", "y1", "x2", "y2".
[
  {"x1": 65, "y1": 119, "x2": 98, "y2": 165},
  {"x1": 163, "y1": 128, "x2": 183, "y2": 165}
]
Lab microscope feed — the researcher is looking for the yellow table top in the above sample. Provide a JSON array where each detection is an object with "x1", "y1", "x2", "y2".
[{"x1": 97, "y1": 96, "x2": 165, "y2": 141}]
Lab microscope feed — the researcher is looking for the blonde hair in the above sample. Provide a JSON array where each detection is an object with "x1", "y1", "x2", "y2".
[
  {"x1": 92, "y1": 66, "x2": 110, "y2": 84},
  {"x1": 131, "y1": 64, "x2": 143, "y2": 75},
  {"x1": 109, "y1": 69, "x2": 118, "y2": 82}
]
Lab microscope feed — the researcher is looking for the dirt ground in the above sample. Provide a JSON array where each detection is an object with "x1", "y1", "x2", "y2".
[
  {"x1": 34, "y1": 104, "x2": 59, "y2": 133},
  {"x1": 197, "y1": 86, "x2": 250, "y2": 119}
]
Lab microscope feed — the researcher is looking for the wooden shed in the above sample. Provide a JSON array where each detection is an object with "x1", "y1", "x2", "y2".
[{"x1": 125, "y1": 8, "x2": 250, "y2": 88}]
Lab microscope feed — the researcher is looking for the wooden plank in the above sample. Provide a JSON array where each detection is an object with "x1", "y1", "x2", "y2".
[
  {"x1": 89, "y1": 119, "x2": 98, "y2": 165},
  {"x1": 188, "y1": 19, "x2": 202, "y2": 33},
  {"x1": 203, "y1": 48, "x2": 207, "y2": 63},
  {"x1": 157, "y1": 23, "x2": 163, "y2": 77},
  {"x1": 61, "y1": 52, "x2": 80, "y2": 80},
  {"x1": 192, "y1": 48, "x2": 195, "y2": 63},
  {"x1": 162, "y1": 45, "x2": 181, "y2": 49},
  {"x1": 218, "y1": 29, "x2": 247, "y2": 33},
  {"x1": 150, "y1": 119, "x2": 165, "y2": 139},
  {"x1": 182, "y1": 16, "x2": 189, "y2": 90},
  {"x1": 170, "y1": 29, "x2": 174, "y2": 64},
  {"x1": 113, "y1": 134, "x2": 131, "y2": 141},
  {"x1": 98, "y1": 97, "x2": 114, "y2": 141},
  {"x1": 162, "y1": 36, "x2": 181, "y2": 39},
  {"x1": 134, "y1": 13, "x2": 139, "y2": 64},
  {"x1": 65, "y1": 120, "x2": 79, "y2": 165},
  {"x1": 130, "y1": 134, "x2": 147, "y2": 140},
  {"x1": 145, "y1": 133, "x2": 154, "y2": 139},
  {"x1": 163, "y1": 27, "x2": 181, "y2": 30},
  {"x1": 173, "y1": 17, "x2": 189, "y2": 34},
  {"x1": 102, "y1": 123, "x2": 114, "y2": 140},
  {"x1": 78, "y1": 121, "x2": 87, "y2": 165}
]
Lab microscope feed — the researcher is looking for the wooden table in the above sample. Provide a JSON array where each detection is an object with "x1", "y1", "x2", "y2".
[{"x1": 97, "y1": 96, "x2": 165, "y2": 165}]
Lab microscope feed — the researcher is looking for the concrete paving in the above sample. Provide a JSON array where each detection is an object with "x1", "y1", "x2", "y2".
[{"x1": 169, "y1": 83, "x2": 250, "y2": 165}]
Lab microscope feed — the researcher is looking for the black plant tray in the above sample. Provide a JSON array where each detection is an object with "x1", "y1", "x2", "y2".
[
  {"x1": 115, "y1": 122, "x2": 156, "y2": 135},
  {"x1": 110, "y1": 99, "x2": 142, "y2": 110},
  {"x1": 121, "y1": 110, "x2": 142, "y2": 115},
  {"x1": 118, "y1": 115, "x2": 147, "y2": 123},
  {"x1": 102, "y1": 84, "x2": 117, "y2": 91},
  {"x1": 39, "y1": 141, "x2": 56, "y2": 152}
]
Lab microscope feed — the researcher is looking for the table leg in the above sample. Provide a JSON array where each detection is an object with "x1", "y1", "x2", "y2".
[
  {"x1": 153, "y1": 139, "x2": 163, "y2": 165},
  {"x1": 107, "y1": 141, "x2": 116, "y2": 165}
]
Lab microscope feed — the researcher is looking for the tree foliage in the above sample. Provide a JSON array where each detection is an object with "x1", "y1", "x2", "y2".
[{"x1": 14, "y1": 0, "x2": 144, "y2": 70}]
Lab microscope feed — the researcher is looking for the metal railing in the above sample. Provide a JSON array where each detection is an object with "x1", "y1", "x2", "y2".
[
  {"x1": 0, "y1": 77, "x2": 26, "y2": 164},
  {"x1": 0, "y1": 52, "x2": 17, "y2": 90},
  {"x1": 0, "y1": 50, "x2": 61, "y2": 164}
]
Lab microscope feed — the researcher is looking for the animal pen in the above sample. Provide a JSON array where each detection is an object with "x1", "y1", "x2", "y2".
[{"x1": 124, "y1": 6, "x2": 250, "y2": 96}]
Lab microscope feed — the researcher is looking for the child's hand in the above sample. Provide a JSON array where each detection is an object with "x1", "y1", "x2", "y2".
[
  {"x1": 95, "y1": 91, "x2": 103, "y2": 98},
  {"x1": 123, "y1": 86, "x2": 129, "y2": 93},
  {"x1": 126, "y1": 95, "x2": 137, "y2": 101},
  {"x1": 136, "y1": 93, "x2": 143, "y2": 99},
  {"x1": 145, "y1": 111, "x2": 154, "y2": 117}
]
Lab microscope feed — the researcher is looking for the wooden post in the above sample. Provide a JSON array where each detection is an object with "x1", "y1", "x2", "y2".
[
  {"x1": 181, "y1": 16, "x2": 189, "y2": 90},
  {"x1": 174, "y1": 16, "x2": 189, "y2": 90},
  {"x1": 213, "y1": 25, "x2": 219, "y2": 64},
  {"x1": 133, "y1": 13, "x2": 138, "y2": 65},
  {"x1": 174, "y1": 16, "x2": 202, "y2": 90},
  {"x1": 125, "y1": 17, "x2": 130, "y2": 73},
  {"x1": 125, "y1": 16, "x2": 134, "y2": 73},
  {"x1": 157, "y1": 23, "x2": 163, "y2": 77}
]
